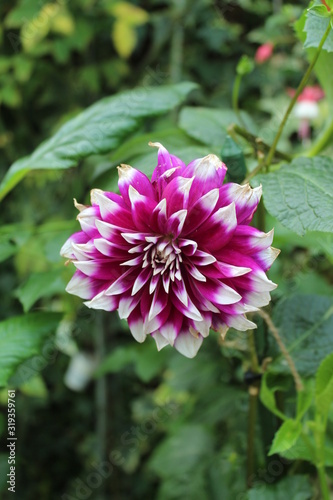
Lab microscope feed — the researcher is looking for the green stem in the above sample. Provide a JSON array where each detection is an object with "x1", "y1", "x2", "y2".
[
  {"x1": 232, "y1": 74, "x2": 246, "y2": 128},
  {"x1": 315, "y1": 415, "x2": 331, "y2": 500},
  {"x1": 246, "y1": 330, "x2": 260, "y2": 487},
  {"x1": 265, "y1": 20, "x2": 332, "y2": 168},
  {"x1": 170, "y1": 22, "x2": 184, "y2": 83},
  {"x1": 318, "y1": 464, "x2": 330, "y2": 500},
  {"x1": 230, "y1": 124, "x2": 292, "y2": 162},
  {"x1": 305, "y1": 119, "x2": 333, "y2": 157},
  {"x1": 247, "y1": 385, "x2": 258, "y2": 488}
]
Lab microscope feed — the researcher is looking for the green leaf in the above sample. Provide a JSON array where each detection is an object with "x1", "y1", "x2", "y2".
[
  {"x1": 96, "y1": 339, "x2": 169, "y2": 382},
  {"x1": 256, "y1": 157, "x2": 333, "y2": 236},
  {"x1": 149, "y1": 425, "x2": 213, "y2": 478},
  {"x1": 95, "y1": 345, "x2": 136, "y2": 376},
  {"x1": 221, "y1": 135, "x2": 247, "y2": 183},
  {"x1": 277, "y1": 433, "x2": 316, "y2": 463},
  {"x1": 295, "y1": 8, "x2": 333, "y2": 110},
  {"x1": 0, "y1": 82, "x2": 197, "y2": 201},
  {"x1": 247, "y1": 475, "x2": 311, "y2": 500},
  {"x1": 316, "y1": 352, "x2": 333, "y2": 418},
  {"x1": 134, "y1": 339, "x2": 170, "y2": 382},
  {"x1": 0, "y1": 223, "x2": 32, "y2": 263},
  {"x1": 308, "y1": 4, "x2": 331, "y2": 18},
  {"x1": 179, "y1": 106, "x2": 255, "y2": 147},
  {"x1": 296, "y1": 379, "x2": 314, "y2": 421},
  {"x1": 19, "y1": 374, "x2": 48, "y2": 398},
  {"x1": 270, "y1": 295, "x2": 333, "y2": 377},
  {"x1": 0, "y1": 312, "x2": 61, "y2": 387},
  {"x1": 14, "y1": 269, "x2": 67, "y2": 312},
  {"x1": 268, "y1": 419, "x2": 303, "y2": 456},
  {"x1": 260, "y1": 372, "x2": 289, "y2": 421},
  {"x1": 304, "y1": 4, "x2": 333, "y2": 51}
]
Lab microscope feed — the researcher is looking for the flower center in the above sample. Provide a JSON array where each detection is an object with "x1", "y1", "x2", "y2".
[{"x1": 143, "y1": 235, "x2": 182, "y2": 281}]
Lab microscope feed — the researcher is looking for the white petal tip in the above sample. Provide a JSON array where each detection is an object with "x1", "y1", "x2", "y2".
[{"x1": 174, "y1": 333, "x2": 203, "y2": 358}]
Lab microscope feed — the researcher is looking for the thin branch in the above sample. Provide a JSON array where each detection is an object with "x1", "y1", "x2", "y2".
[
  {"x1": 257, "y1": 309, "x2": 304, "y2": 392},
  {"x1": 229, "y1": 124, "x2": 292, "y2": 162},
  {"x1": 265, "y1": 20, "x2": 332, "y2": 168}
]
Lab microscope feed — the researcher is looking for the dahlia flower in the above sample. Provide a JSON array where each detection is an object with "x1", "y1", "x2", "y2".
[{"x1": 61, "y1": 143, "x2": 279, "y2": 358}]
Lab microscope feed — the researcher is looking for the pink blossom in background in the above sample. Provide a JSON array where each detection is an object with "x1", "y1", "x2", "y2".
[
  {"x1": 255, "y1": 43, "x2": 274, "y2": 64},
  {"x1": 61, "y1": 144, "x2": 279, "y2": 358},
  {"x1": 287, "y1": 85, "x2": 325, "y2": 103},
  {"x1": 287, "y1": 85, "x2": 325, "y2": 141}
]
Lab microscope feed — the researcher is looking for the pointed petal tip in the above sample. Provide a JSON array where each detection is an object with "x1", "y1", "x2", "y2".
[
  {"x1": 174, "y1": 332, "x2": 203, "y2": 358},
  {"x1": 218, "y1": 324, "x2": 229, "y2": 341},
  {"x1": 148, "y1": 141, "x2": 164, "y2": 149},
  {"x1": 152, "y1": 332, "x2": 169, "y2": 351},
  {"x1": 117, "y1": 164, "x2": 133, "y2": 177},
  {"x1": 73, "y1": 198, "x2": 87, "y2": 212}
]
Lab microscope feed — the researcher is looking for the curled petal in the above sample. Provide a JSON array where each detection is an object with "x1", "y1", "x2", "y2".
[
  {"x1": 66, "y1": 271, "x2": 107, "y2": 300},
  {"x1": 174, "y1": 330, "x2": 203, "y2": 358},
  {"x1": 118, "y1": 164, "x2": 156, "y2": 206},
  {"x1": 84, "y1": 291, "x2": 119, "y2": 311},
  {"x1": 150, "y1": 142, "x2": 186, "y2": 189},
  {"x1": 152, "y1": 332, "x2": 169, "y2": 351},
  {"x1": 128, "y1": 307, "x2": 147, "y2": 343},
  {"x1": 219, "y1": 183, "x2": 262, "y2": 224},
  {"x1": 60, "y1": 231, "x2": 89, "y2": 259},
  {"x1": 184, "y1": 154, "x2": 227, "y2": 197}
]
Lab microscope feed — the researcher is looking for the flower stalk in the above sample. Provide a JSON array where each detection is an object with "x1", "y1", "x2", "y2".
[
  {"x1": 257, "y1": 309, "x2": 303, "y2": 392},
  {"x1": 265, "y1": 19, "x2": 332, "y2": 168}
]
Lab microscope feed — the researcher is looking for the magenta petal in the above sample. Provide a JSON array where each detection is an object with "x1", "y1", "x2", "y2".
[
  {"x1": 62, "y1": 144, "x2": 279, "y2": 358},
  {"x1": 195, "y1": 279, "x2": 241, "y2": 306},
  {"x1": 128, "y1": 306, "x2": 147, "y2": 343},
  {"x1": 105, "y1": 269, "x2": 136, "y2": 295},
  {"x1": 84, "y1": 291, "x2": 119, "y2": 311},
  {"x1": 219, "y1": 183, "x2": 262, "y2": 224},
  {"x1": 132, "y1": 266, "x2": 152, "y2": 295},
  {"x1": 77, "y1": 206, "x2": 100, "y2": 238},
  {"x1": 91, "y1": 189, "x2": 135, "y2": 230},
  {"x1": 178, "y1": 238, "x2": 198, "y2": 256},
  {"x1": 94, "y1": 238, "x2": 129, "y2": 259},
  {"x1": 118, "y1": 293, "x2": 141, "y2": 319},
  {"x1": 146, "y1": 301, "x2": 171, "y2": 334},
  {"x1": 183, "y1": 188, "x2": 219, "y2": 234},
  {"x1": 128, "y1": 186, "x2": 158, "y2": 231},
  {"x1": 66, "y1": 271, "x2": 108, "y2": 300},
  {"x1": 60, "y1": 231, "x2": 90, "y2": 259},
  {"x1": 184, "y1": 154, "x2": 227, "y2": 197},
  {"x1": 194, "y1": 203, "x2": 237, "y2": 252},
  {"x1": 159, "y1": 308, "x2": 183, "y2": 345},
  {"x1": 118, "y1": 164, "x2": 156, "y2": 206},
  {"x1": 255, "y1": 247, "x2": 280, "y2": 271},
  {"x1": 170, "y1": 286, "x2": 203, "y2": 321},
  {"x1": 150, "y1": 142, "x2": 186, "y2": 186},
  {"x1": 167, "y1": 209, "x2": 187, "y2": 237},
  {"x1": 148, "y1": 284, "x2": 168, "y2": 321},
  {"x1": 162, "y1": 176, "x2": 194, "y2": 215},
  {"x1": 74, "y1": 260, "x2": 121, "y2": 280},
  {"x1": 229, "y1": 226, "x2": 274, "y2": 253}
]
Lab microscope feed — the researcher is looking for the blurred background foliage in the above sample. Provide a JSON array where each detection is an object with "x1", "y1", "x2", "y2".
[{"x1": 0, "y1": 0, "x2": 333, "y2": 499}]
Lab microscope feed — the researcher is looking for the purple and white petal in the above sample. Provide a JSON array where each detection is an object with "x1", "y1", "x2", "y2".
[{"x1": 62, "y1": 144, "x2": 279, "y2": 358}]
